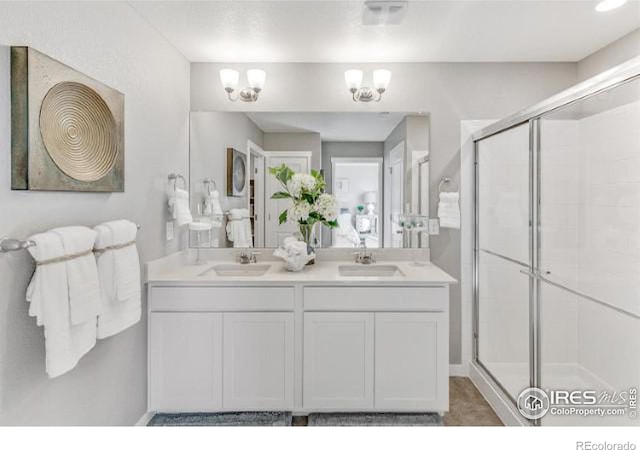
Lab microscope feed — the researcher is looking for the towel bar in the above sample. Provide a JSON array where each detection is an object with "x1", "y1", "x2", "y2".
[
  {"x1": 0, "y1": 224, "x2": 141, "y2": 254},
  {"x1": 438, "y1": 177, "x2": 459, "y2": 194},
  {"x1": 168, "y1": 173, "x2": 187, "y2": 191}
]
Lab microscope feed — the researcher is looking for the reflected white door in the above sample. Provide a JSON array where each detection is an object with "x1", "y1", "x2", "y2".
[
  {"x1": 265, "y1": 154, "x2": 311, "y2": 247},
  {"x1": 389, "y1": 143, "x2": 404, "y2": 248}
]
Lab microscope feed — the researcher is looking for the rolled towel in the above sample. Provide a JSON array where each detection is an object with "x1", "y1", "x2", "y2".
[
  {"x1": 437, "y1": 192, "x2": 461, "y2": 229},
  {"x1": 26, "y1": 231, "x2": 97, "y2": 378}
]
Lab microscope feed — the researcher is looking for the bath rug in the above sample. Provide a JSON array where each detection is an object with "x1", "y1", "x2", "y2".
[
  {"x1": 148, "y1": 411, "x2": 292, "y2": 426},
  {"x1": 307, "y1": 412, "x2": 443, "y2": 426}
]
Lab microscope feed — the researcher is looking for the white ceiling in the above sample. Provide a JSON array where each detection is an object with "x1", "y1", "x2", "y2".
[
  {"x1": 244, "y1": 111, "x2": 408, "y2": 141},
  {"x1": 130, "y1": 0, "x2": 640, "y2": 63}
]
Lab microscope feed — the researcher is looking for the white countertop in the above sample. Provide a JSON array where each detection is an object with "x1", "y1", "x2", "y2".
[{"x1": 146, "y1": 257, "x2": 457, "y2": 286}]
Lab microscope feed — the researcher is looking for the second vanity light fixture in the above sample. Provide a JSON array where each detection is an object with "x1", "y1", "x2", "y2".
[
  {"x1": 345, "y1": 69, "x2": 392, "y2": 102},
  {"x1": 219, "y1": 69, "x2": 266, "y2": 102}
]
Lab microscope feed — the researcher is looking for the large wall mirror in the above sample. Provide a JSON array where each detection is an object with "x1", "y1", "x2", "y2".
[{"x1": 189, "y1": 111, "x2": 430, "y2": 249}]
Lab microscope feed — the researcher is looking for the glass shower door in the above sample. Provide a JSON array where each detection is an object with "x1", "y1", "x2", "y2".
[
  {"x1": 537, "y1": 77, "x2": 640, "y2": 426},
  {"x1": 476, "y1": 123, "x2": 533, "y2": 402}
]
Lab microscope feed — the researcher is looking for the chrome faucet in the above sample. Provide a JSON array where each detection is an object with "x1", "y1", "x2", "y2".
[
  {"x1": 238, "y1": 249, "x2": 259, "y2": 264},
  {"x1": 354, "y1": 239, "x2": 375, "y2": 265}
]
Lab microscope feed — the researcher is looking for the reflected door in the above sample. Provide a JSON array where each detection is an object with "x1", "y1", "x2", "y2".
[{"x1": 265, "y1": 154, "x2": 310, "y2": 247}]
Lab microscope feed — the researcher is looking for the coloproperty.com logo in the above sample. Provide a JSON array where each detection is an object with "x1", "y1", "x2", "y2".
[{"x1": 517, "y1": 386, "x2": 638, "y2": 421}]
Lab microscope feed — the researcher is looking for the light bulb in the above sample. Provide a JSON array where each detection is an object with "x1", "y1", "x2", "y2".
[
  {"x1": 247, "y1": 69, "x2": 266, "y2": 91},
  {"x1": 595, "y1": 0, "x2": 627, "y2": 11},
  {"x1": 345, "y1": 69, "x2": 363, "y2": 91},
  {"x1": 219, "y1": 69, "x2": 239, "y2": 91},
  {"x1": 373, "y1": 69, "x2": 391, "y2": 91}
]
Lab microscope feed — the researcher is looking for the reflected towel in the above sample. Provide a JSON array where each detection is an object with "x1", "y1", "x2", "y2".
[
  {"x1": 438, "y1": 192, "x2": 461, "y2": 229},
  {"x1": 26, "y1": 232, "x2": 97, "y2": 378},
  {"x1": 226, "y1": 208, "x2": 253, "y2": 248}
]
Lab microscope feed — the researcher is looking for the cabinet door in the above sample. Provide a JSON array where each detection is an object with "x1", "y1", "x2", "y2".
[
  {"x1": 223, "y1": 312, "x2": 294, "y2": 410},
  {"x1": 374, "y1": 312, "x2": 448, "y2": 410},
  {"x1": 303, "y1": 312, "x2": 374, "y2": 409},
  {"x1": 149, "y1": 312, "x2": 222, "y2": 412}
]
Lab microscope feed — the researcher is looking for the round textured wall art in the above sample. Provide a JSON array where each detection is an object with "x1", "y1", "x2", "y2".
[{"x1": 39, "y1": 81, "x2": 118, "y2": 182}]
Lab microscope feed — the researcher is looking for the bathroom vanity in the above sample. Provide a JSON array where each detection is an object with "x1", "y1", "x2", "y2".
[{"x1": 146, "y1": 255, "x2": 456, "y2": 415}]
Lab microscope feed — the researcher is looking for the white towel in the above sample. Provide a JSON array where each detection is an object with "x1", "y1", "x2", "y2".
[
  {"x1": 94, "y1": 220, "x2": 141, "y2": 339},
  {"x1": 168, "y1": 188, "x2": 193, "y2": 226},
  {"x1": 438, "y1": 192, "x2": 461, "y2": 229},
  {"x1": 50, "y1": 226, "x2": 101, "y2": 325},
  {"x1": 26, "y1": 232, "x2": 97, "y2": 378},
  {"x1": 337, "y1": 213, "x2": 360, "y2": 247},
  {"x1": 226, "y1": 208, "x2": 253, "y2": 248}
]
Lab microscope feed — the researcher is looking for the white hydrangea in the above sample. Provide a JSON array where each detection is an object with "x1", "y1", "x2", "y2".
[
  {"x1": 288, "y1": 201, "x2": 312, "y2": 222},
  {"x1": 287, "y1": 173, "x2": 316, "y2": 198},
  {"x1": 315, "y1": 193, "x2": 338, "y2": 221}
]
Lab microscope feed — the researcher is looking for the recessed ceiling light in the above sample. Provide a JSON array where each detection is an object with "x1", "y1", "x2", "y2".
[{"x1": 595, "y1": 0, "x2": 627, "y2": 12}]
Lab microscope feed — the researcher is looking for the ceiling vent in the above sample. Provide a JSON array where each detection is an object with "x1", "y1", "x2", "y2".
[{"x1": 362, "y1": 0, "x2": 408, "y2": 26}]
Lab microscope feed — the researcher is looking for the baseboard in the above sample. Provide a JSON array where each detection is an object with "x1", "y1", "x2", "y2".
[
  {"x1": 449, "y1": 363, "x2": 468, "y2": 377},
  {"x1": 135, "y1": 411, "x2": 154, "y2": 426},
  {"x1": 468, "y1": 362, "x2": 528, "y2": 427}
]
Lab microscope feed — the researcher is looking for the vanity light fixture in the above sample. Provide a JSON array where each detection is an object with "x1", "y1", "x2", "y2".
[
  {"x1": 345, "y1": 69, "x2": 391, "y2": 102},
  {"x1": 219, "y1": 68, "x2": 266, "y2": 102},
  {"x1": 595, "y1": 0, "x2": 627, "y2": 12}
]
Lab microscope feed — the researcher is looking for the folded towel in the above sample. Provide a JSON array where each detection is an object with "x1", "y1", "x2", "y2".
[
  {"x1": 226, "y1": 208, "x2": 253, "y2": 248},
  {"x1": 203, "y1": 190, "x2": 224, "y2": 217},
  {"x1": 50, "y1": 226, "x2": 101, "y2": 325},
  {"x1": 94, "y1": 220, "x2": 141, "y2": 339},
  {"x1": 26, "y1": 232, "x2": 97, "y2": 378},
  {"x1": 168, "y1": 188, "x2": 193, "y2": 226},
  {"x1": 437, "y1": 192, "x2": 461, "y2": 229}
]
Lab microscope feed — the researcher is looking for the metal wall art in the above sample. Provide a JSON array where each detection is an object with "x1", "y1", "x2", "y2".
[{"x1": 11, "y1": 47, "x2": 124, "y2": 192}]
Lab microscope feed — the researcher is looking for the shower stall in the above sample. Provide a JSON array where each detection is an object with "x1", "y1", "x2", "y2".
[{"x1": 472, "y1": 58, "x2": 640, "y2": 426}]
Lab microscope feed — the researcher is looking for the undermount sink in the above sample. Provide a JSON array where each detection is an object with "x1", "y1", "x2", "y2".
[
  {"x1": 338, "y1": 264, "x2": 404, "y2": 277},
  {"x1": 199, "y1": 264, "x2": 271, "y2": 277}
]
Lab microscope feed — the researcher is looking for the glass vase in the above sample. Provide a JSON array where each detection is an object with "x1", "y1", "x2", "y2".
[{"x1": 297, "y1": 223, "x2": 317, "y2": 265}]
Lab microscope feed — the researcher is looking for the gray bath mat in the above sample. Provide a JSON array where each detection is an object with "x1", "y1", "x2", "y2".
[
  {"x1": 148, "y1": 411, "x2": 292, "y2": 426},
  {"x1": 307, "y1": 412, "x2": 443, "y2": 426}
]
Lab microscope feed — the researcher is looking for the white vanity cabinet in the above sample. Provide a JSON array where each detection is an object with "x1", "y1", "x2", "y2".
[
  {"x1": 303, "y1": 312, "x2": 375, "y2": 409},
  {"x1": 148, "y1": 286, "x2": 295, "y2": 412},
  {"x1": 147, "y1": 276, "x2": 451, "y2": 415}
]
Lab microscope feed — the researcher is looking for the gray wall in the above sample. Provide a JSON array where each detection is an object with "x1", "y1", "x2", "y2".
[
  {"x1": 321, "y1": 141, "x2": 384, "y2": 247},
  {"x1": 0, "y1": 2, "x2": 190, "y2": 425},
  {"x1": 577, "y1": 28, "x2": 640, "y2": 81},
  {"x1": 190, "y1": 112, "x2": 263, "y2": 245},
  {"x1": 192, "y1": 61, "x2": 577, "y2": 364},
  {"x1": 263, "y1": 132, "x2": 322, "y2": 170}
]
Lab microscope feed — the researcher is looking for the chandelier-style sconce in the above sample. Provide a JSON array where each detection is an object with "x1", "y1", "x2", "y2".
[
  {"x1": 345, "y1": 69, "x2": 392, "y2": 102},
  {"x1": 219, "y1": 68, "x2": 266, "y2": 102}
]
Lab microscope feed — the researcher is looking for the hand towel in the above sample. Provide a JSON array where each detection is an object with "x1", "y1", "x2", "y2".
[
  {"x1": 225, "y1": 208, "x2": 253, "y2": 248},
  {"x1": 26, "y1": 232, "x2": 96, "y2": 378},
  {"x1": 50, "y1": 226, "x2": 101, "y2": 325},
  {"x1": 168, "y1": 188, "x2": 193, "y2": 226},
  {"x1": 94, "y1": 220, "x2": 142, "y2": 339},
  {"x1": 437, "y1": 192, "x2": 461, "y2": 229}
]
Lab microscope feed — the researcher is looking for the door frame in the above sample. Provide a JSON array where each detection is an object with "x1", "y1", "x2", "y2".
[
  {"x1": 386, "y1": 141, "x2": 404, "y2": 247},
  {"x1": 247, "y1": 140, "x2": 266, "y2": 247},
  {"x1": 331, "y1": 157, "x2": 384, "y2": 247}
]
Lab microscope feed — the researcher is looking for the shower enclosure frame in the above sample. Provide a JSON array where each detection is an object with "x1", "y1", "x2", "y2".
[{"x1": 471, "y1": 56, "x2": 640, "y2": 426}]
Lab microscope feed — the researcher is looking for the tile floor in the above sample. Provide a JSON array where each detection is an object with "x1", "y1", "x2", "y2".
[{"x1": 291, "y1": 377, "x2": 503, "y2": 426}]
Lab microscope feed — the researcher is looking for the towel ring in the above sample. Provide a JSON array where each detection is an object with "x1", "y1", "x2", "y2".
[
  {"x1": 203, "y1": 178, "x2": 217, "y2": 195},
  {"x1": 168, "y1": 173, "x2": 187, "y2": 191},
  {"x1": 438, "y1": 177, "x2": 459, "y2": 194}
]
